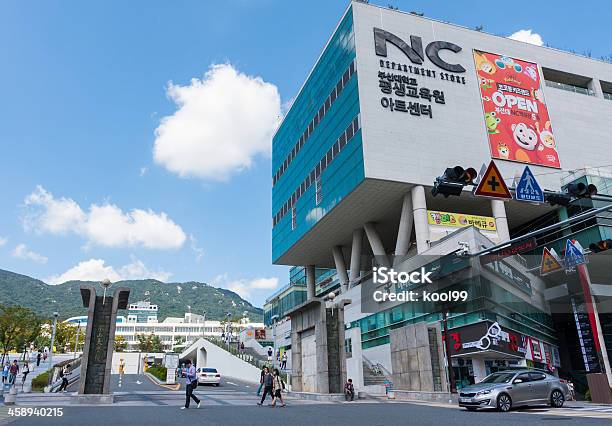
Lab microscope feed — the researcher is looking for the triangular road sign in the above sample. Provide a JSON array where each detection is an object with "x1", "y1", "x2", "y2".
[
  {"x1": 540, "y1": 247, "x2": 563, "y2": 275},
  {"x1": 474, "y1": 161, "x2": 512, "y2": 199}
]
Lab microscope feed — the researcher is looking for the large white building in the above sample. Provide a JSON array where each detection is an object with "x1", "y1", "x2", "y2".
[{"x1": 270, "y1": 1, "x2": 612, "y2": 395}]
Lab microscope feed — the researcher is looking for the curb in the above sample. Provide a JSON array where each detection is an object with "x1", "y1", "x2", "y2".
[{"x1": 144, "y1": 373, "x2": 180, "y2": 391}]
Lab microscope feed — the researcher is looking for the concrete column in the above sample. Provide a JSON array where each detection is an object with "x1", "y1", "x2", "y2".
[
  {"x1": 349, "y1": 229, "x2": 363, "y2": 286},
  {"x1": 491, "y1": 199, "x2": 511, "y2": 242},
  {"x1": 472, "y1": 358, "x2": 487, "y2": 383},
  {"x1": 411, "y1": 185, "x2": 430, "y2": 253},
  {"x1": 364, "y1": 222, "x2": 390, "y2": 267},
  {"x1": 306, "y1": 265, "x2": 316, "y2": 300},
  {"x1": 395, "y1": 192, "x2": 414, "y2": 257},
  {"x1": 332, "y1": 246, "x2": 349, "y2": 293}
]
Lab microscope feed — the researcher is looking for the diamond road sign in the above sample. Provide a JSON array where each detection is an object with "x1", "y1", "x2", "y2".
[{"x1": 515, "y1": 166, "x2": 544, "y2": 203}]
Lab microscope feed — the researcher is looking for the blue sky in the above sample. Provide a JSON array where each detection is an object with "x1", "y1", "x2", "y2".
[{"x1": 1, "y1": 0, "x2": 610, "y2": 307}]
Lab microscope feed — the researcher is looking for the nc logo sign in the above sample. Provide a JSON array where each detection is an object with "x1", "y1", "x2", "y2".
[{"x1": 374, "y1": 28, "x2": 466, "y2": 73}]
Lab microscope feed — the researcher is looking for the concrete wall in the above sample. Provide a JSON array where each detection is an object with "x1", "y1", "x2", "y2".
[{"x1": 389, "y1": 322, "x2": 447, "y2": 392}]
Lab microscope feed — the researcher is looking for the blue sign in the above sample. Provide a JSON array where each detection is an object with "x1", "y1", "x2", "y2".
[
  {"x1": 564, "y1": 239, "x2": 586, "y2": 268},
  {"x1": 515, "y1": 166, "x2": 544, "y2": 203}
]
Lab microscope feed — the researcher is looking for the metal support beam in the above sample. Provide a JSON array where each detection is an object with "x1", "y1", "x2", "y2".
[
  {"x1": 332, "y1": 246, "x2": 349, "y2": 293},
  {"x1": 491, "y1": 199, "x2": 510, "y2": 242}
]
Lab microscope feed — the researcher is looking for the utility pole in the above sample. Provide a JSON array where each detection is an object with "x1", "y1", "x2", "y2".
[{"x1": 442, "y1": 307, "x2": 457, "y2": 393}]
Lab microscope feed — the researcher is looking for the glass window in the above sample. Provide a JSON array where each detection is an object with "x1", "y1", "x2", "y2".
[
  {"x1": 330, "y1": 88, "x2": 337, "y2": 103},
  {"x1": 316, "y1": 177, "x2": 322, "y2": 206},
  {"x1": 515, "y1": 373, "x2": 531, "y2": 383},
  {"x1": 480, "y1": 372, "x2": 515, "y2": 384},
  {"x1": 291, "y1": 207, "x2": 296, "y2": 230},
  {"x1": 529, "y1": 372, "x2": 546, "y2": 381}
]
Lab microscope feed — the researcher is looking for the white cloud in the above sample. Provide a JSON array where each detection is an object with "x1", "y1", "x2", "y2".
[
  {"x1": 508, "y1": 29, "x2": 544, "y2": 46},
  {"x1": 23, "y1": 186, "x2": 186, "y2": 250},
  {"x1": 153, "y1": 63, "x2": 282, "y2": 181},
  {"x1": 46, "y1": 257, "x2": 172, "y2": 285},
  {"x1": 211, "y1": 273, "x2": 279, "y2": 299},
  {"x1": 0, "y1": 236, "x2": 7, "y2": 246},
  {"x1": 139, "y1": 167, "x2": 148, "y2": 177},
  {"x1": 12, "y1": 243, "x2": 48, "y2": 264}
]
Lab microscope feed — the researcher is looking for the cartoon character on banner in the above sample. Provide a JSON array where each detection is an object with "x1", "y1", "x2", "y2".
[
  {"x1": 497, "y1": 142, "x2": 510, "y2": 159},
  {"x1": 485, "y1": 111, "x2": 501, "y2": 134},
  {"x1": 535, "y1": 121, "x2": 558, "y2": 164},
  {"x1": 475, "y1": 51, "x2": 496, "y2": 75},
  {"x1": 511, "y1": 122, "x2": 539, "y2": 163}
]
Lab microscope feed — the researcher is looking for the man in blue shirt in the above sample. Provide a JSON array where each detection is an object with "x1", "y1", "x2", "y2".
[{"x1": 181, "y1": 359, "x2": 201, "y2": 409}]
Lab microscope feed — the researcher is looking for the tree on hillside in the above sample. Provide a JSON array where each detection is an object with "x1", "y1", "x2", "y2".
[
  {"x1": 0, "y1": 304, "x2": 40, "y2": 363},
  {"x1": 136, "y1": 334, "x2": 163, "y2": 352},
  {"x1": 114, "y1": 335, "x2": 128, "y2": 352}
]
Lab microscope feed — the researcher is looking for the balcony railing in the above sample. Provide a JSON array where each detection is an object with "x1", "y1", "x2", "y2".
[{"x1": 544, "y1": 79, "x2": 594, "y2": 96}]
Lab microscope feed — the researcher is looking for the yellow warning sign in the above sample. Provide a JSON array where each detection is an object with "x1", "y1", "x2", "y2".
[
  {"x1": 474, "y1": 161, "x2": 512, "y2": 199},
  {"x1": 540, "y1": 247, "x2": 563, "y2": 275}
]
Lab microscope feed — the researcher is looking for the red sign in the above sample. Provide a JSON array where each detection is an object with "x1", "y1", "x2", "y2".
[{"x1": 474, "y1": 51, "x2": 560, "y2": 168}]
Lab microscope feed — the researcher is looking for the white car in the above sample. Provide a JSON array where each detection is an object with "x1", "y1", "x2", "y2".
[{"x1": 196, "y1": 367, "x2": 221, "y2": 386}]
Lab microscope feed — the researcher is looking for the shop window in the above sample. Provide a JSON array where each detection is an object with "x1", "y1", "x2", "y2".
[{"x1": 345, "y1": 338, "x2": 353, "y2": 358}]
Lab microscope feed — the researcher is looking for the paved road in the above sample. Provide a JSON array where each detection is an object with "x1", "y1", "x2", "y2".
[{"x1": 4, "y1": 401, "x2": 612, "y2": 426}]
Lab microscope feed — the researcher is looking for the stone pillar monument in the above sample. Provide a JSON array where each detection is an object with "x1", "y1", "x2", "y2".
[{"x1": 78, "y1": 284, "x2": 130, "y2": 398}]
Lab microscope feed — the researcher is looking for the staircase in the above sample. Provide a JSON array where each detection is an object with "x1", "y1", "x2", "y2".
[{"x1": 362, "y1": 356, "x2": 392, "y2": 387}]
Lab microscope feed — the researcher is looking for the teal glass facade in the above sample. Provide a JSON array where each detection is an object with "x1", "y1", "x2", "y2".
[{"x1": 272, "y1": 8, "x2": 364, "y2": 262}]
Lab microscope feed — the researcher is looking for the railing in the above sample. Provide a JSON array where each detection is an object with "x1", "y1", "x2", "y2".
[{"x1": 544, "y1": 79, "x2": 594, "y2": 96}]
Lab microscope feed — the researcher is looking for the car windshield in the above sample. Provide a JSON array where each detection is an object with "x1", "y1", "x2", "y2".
[
  {"x1": 202, "y1": 368, "x2": 217, "y2": 373},
  {"x1": 480, "y1": 372, "x2": 515, "y2": 384}
]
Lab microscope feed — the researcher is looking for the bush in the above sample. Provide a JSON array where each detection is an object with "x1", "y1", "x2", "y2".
[
  {"x1": 31, "y1": 370, "x2": 51, "y2": 392},
  {"x1": 147, "y1": 366, "x2": 167, "y2": 382}
]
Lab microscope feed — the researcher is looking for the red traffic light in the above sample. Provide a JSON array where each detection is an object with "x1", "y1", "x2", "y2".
[{"x1": 589, "y1": 239, "x2": 612, "y2": 253}]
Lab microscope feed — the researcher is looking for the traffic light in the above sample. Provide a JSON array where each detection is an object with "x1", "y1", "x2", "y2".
[
  {"x1": 566, "y1": 182, "x2": 598, "y2": 198},
  {"x1": 432, "y1": 166, "x2": 477, "y2": 197},
  {"x1": 545, "y1": 193, "x2": 571, "y2": 206},
  {"x1": 589, "y1": 239, "x2": 612, "y2": 253}
]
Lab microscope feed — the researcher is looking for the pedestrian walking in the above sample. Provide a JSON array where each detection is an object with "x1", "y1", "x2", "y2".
[
  {"x1": 8, "y1": 360, "x2": 19, "y2": 386},
  {"x1": 2, "y1": 362, "x2": 9, "y2": 384},
  {"x1": 118, "y1": 359, "x2": 125, "y2": 378},
  {"x1": 257, "y1": 367, "x2": 273, "y2": 406},
  {"x1": 240, "y1": 342, "x2": 245, "y2": 352},
  {"x1": 256, "y1": 366, "x2": 265, "y2": 396},
  {"x1": 181, "y1": 359, "x2": 200, "y2": 410},
  {"x1": 42, "y1": 351, "x2": 47, "y2": 362},
  {"x1": 269, "y1": 369, "x2": 286, "y2": 407},
  {"x1": 281, "y1": 353, "x2": 287, "y2": 370},
  {"x1": 21, "y1": 362, "x2": 30, "y2": 386},
  {"x1": 58, "y1": 364, "x2": 70, "y2": 392},
  {"x1": 36, "y1": 351, "x2": 41, "y2": 367},
  {"x1": 267, "y1": 347, "x2": 273, "y2": 362},
  {"x1": 344, "y1": 378, "x2": 355, "y2": 401}
]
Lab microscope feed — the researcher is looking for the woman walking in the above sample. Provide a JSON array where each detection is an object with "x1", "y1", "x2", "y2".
[
  {"x1": 269, "y1": 369, "x2": 286, "y2": 407},
  {"x1": 257, "y1": 367, "x2": 273, "y2": 406},
  {"x1": 21, "y1": 362, "x2": 30, "y2": 388}
]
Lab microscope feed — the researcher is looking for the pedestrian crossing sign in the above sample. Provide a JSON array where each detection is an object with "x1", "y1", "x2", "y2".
[
  {"x1": 515, "y1": 166, "x2": 544, "y2": 203},
  {"x1": 564, "y1": 239, "x2": 586, "y2": 268},
  {"x1": 540, "y1": 247, "x2": 563, "y2": 275},
  {"x1": 474, "y1": 161, "x2": 512, "y2": 199}
]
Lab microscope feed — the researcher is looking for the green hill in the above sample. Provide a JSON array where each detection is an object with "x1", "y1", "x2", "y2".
[{"x1": 0, "y1": 269, "x2": 263, "y2": 322}]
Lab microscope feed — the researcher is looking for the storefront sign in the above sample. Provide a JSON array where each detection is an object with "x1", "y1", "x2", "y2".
[
  {"x1": 474, "y1": 50, "x2": 560, "y2": 168},
  {"x1": 374, "y1": 28, "x2": 468, "y2": 119},
  {"x1": 571, "y1": 297, "x2": 600, "y2": 372},
  {"x1": 427, "y1": 210, "x2": 497, "y2": 231},
  {"x1": 447, "y1": 321, "x2": 526, "y2": 358},
  {"x1": 484, "y1": 259, "x2": 533, "y2": 294}
]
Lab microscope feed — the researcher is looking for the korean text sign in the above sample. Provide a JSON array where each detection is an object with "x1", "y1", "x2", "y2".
[{"x1": 474, "y1": 50, "x2": 560, "y2": 168}]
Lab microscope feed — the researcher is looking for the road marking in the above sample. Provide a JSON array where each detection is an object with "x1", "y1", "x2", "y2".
[{"x1": 226, "y1": 381, "x2": 237, "y2": 386}]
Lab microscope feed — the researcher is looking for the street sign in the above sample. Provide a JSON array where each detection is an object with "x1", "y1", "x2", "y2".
[
  {"x1": 515, "y1": 166, "x2": 544, "y2": 203},
  {"x1": 474, "y1": 161, "x2": 512, "y2": 199},
  {"x1": 564, "y1": 239, "x2": 586, "y2": 268},
  {"x1": 540, "y1": 247, "x2": 563, "y2": 275}
]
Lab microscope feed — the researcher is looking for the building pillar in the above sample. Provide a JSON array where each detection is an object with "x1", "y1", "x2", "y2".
[
  {"x1": 472, "y1": 358, "x2": 487, "y2": 383},
  {"x1": 491, "y1": 199, "x2": 510, "y2": 242},
  {"x1": 364, "y1": 222, "x2": 390, "y2": 267},
  {"x1": 306, "y1": 265, "x2": 316, "y2": 300},
  {"x1": 395, "y1": 192, "x2": 414, "y2": 258},
  {"x1": 411, "y1": 185, "x2": 430, "y2": 253},
  {"x1": 332, "y1": 246, "x2": 349, "y2": 293},
  {"x1": 349, "y1": 228, "x2": 363, "y2": 287}
]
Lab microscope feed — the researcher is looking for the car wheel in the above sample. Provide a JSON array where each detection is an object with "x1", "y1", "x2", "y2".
[
  {"x1": 497, "y1": 394, "x2": 512, "y2": 412},
  {"x1": 551, "y1": 390, "x2": 564, "y2": 408},
  {"x1": 465, "y1": 407, "x2": 478, "y2": 411}
]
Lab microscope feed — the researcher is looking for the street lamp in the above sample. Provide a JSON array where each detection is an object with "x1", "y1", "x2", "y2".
[
  {"x1": 48, "y1": 312, "x2": 59, "y2": 384},
  {"x1": 101, "y1": 278, "x2": 112, "y2": 305}
]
